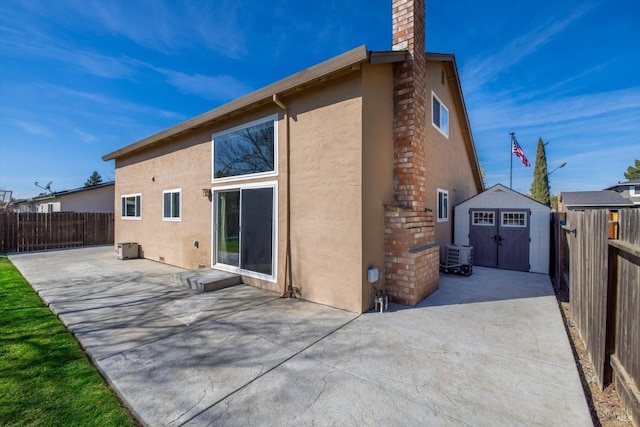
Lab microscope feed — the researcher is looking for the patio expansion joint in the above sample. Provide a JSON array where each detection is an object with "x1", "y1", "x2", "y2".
[{"x1": 175, "y1": 313, "x2": 363, "y2": 426}]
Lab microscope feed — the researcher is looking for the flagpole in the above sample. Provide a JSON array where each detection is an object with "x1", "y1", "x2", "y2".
[{"x1": 509, "y1": 132, "x2": 514, "y2": 189}]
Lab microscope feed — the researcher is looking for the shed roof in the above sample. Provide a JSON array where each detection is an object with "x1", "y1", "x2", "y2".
[{"x1": 455, "y1": 184, "x2": 550, "y2": 209}]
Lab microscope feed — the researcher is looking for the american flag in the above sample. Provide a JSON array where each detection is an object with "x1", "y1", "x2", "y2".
[{"x1": 512, "y1": 135, "x2": 530, "y2": 167}]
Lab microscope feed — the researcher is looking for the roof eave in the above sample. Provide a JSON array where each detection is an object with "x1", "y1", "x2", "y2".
[{"x1": 103, "y1": 45, "x2": 373, "y2": 161}]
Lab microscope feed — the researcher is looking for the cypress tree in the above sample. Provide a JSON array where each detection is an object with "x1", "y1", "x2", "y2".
[{"x1": 530, "y1": 138, "x2": 550, "y2": 206}]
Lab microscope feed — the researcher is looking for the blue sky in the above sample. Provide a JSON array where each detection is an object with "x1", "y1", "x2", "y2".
[{"x1": 1, "y1": 0, "x2": 639, "y2": 200}]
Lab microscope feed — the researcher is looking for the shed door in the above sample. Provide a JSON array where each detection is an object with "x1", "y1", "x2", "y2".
[
  {"x1": 497, "y1": 210, "x2": 530, "y2": 271},
  {"x1": 469, "y1": 210, "x2": 498, "y2": 268},
  {"x1": 469, "y1": 209, "x2": 530, "y2": 271}
]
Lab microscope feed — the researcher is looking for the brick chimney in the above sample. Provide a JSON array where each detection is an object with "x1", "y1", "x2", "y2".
[{"x1": 384, "y1": 0, "x2": 439, "y2": 306}]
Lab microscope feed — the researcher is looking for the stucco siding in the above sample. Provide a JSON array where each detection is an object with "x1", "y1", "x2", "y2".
[
  {"x1": 58, "y1": 185, "x2": 115, "y2": 212},
  {"x1": 287, "y1": 73, "x2": 364, "y2": 312},
  {"x1": 361, "y1": 63, "x2": 394, "y2": 310},
  {"x1": 424, "y1": 62, "x2": 479, "y2": 258},
  {"x1": 115, "y1": 131, "x2": 213, "y2": 270}
]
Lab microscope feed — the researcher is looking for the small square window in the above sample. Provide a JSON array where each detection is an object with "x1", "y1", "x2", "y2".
[
  {"x1": 501, "y1": 212, "x2": 526, "y2": 227},
  {"x1": 473, "y1": 211, "x2": 494, "y2": 226},
  {"x1": 432, "y1": 92, "x2": 449, "y2": 137},
  {"x1": 121, "y1": 194, "x2": 141, "y2": 219},
  {"x1": 163, "y1": 189, "x2": 181, "y2": 221},
  {"x1": 437, "y1": 189, "x2": 449, "y2": 222}
]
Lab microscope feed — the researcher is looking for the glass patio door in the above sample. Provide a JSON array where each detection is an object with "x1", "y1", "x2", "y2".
[{"x1": 215, "y1": 187, "x2": 274, "y2": 277}]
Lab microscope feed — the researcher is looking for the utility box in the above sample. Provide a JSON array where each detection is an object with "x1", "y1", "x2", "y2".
[{"x1": 117, "y1": 242, "x2": 139, "y2": 260}]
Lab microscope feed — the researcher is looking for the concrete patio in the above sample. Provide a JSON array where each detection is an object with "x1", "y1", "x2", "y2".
[{"x1": 9, "y1": 246, "x2": 591, "y2": 426}]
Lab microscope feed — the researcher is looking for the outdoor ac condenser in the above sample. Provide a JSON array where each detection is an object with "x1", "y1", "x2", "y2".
[
  {"x1": 442, "y1": 244, "x2": 473, "y2": 276},
  {"x1": 117, "y1": 242, "x2": 139, "y2": 260}
]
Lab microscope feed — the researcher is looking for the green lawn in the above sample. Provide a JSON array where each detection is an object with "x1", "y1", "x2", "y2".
[{"x1": 0, "y1": 258, "x2": 137, "y2": 427}]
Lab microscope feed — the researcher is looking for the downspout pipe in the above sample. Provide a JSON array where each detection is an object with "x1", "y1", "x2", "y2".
[{"x1": 272, "y1": 94, "x2": 294, "y2": 298}]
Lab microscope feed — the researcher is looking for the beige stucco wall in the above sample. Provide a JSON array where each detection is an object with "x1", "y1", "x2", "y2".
[
  {"x1": 113, "y1": 70, "x2": 374, "y2": 313},
  {"x1": 111, "y1": 61, "x2": 480, "y2": 312},
  {"x1": 286, "y1": 73, "x2": 365, "y2": 312},
  {"x1": 424, "y1": 62, "x2": 480, "y2": 258},
  {"x1": 361, "y1": 63, "x2": 394, "y2": 310},
  {"x1": 114, "y1": 131, "x2": 214, "y2": 270}
]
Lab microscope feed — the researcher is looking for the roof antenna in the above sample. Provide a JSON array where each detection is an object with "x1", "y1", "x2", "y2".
[{"x1": 34, "y1": 180, "x2": 53, "y2": 193}]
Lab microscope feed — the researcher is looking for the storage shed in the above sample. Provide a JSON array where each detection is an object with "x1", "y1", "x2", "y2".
[{"x1": 454, "y1": 184, "x2": 550, "y2": 274}]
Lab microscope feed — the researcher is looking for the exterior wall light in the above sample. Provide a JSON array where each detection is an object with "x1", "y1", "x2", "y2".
[{"x1": 202, "y1": 189, "x2": 211, "y2": 198}]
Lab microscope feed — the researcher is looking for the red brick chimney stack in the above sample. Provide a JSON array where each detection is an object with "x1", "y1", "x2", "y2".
[
  {"x1": 392, "y1": 0, "x2": 426, "y2": 209},
  {"x1": 385, "y1": 0, "x2": 439, "y2": 306}
]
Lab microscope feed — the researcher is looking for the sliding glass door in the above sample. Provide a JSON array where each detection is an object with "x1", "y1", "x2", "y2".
[{"x1": 215, "y1": 185, "x2": 275, "y2": 278}]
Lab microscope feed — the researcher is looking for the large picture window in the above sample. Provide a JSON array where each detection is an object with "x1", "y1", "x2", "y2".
[
  {"x1": 121, "y1": 194, "x2": 141, "y2": 219},
  {"x1": 213, "y1": 116, "x2": 277, "y2": 181},
  {"x1": 437, "y1": 188, "x2": 449, "y2": 222},
  {"x1": 432, "y1": 92, "x2": 449, "y2": 137},
  {"x1": 163, "y1": 189, "x2": 181, "y2": 221}
]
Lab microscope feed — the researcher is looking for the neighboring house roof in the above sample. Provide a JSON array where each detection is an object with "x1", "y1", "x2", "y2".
[
  {"x1": 20, "y1": 181, "x2": 115, "y2": 202},
  {"x1": 102, "y1": 46, "x2": 483, "y2": 191},
  {"x1": 559, "y1": 190, "x2": 634, "y2": 209},
  {"x1": 605, "y1": 179, "x2": 640, "y2": 190}
]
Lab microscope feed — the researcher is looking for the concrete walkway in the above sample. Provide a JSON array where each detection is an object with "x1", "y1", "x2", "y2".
[{"x1": 9, "y1": 246, "x2": 591, "y2": 426}]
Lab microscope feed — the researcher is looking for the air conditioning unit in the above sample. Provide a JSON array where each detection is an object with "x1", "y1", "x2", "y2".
[
  {"x1": 117, "y1": 242, "x2": 139, "y2": 260},
  {"x1": 442, "y1": 244, "x2": 473, "y2": 276}
]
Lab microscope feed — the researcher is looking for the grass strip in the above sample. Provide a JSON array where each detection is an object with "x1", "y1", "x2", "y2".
[{"x1": 0, "y1": 258, "x2": 137, "y2": 427}]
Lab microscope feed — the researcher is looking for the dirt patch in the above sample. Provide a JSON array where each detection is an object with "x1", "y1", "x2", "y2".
[{"x1": 555, "y1": 288, "x2": 632, "y2": 427}]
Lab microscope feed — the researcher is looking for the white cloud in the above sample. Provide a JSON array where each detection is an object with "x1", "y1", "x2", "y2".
[
  {"x1": 161, "y1": 71, "x2": 252, "y2": 101},
  {"x1": 462, "y1": 4, "x2": 596, "y2": 93},
  {"x1": 15, "y1": 120, "x2": 53, "y2": 137}
]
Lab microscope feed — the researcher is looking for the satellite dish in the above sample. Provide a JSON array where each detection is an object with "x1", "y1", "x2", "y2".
[{"x1": 34, "y1": 180, "x2": 54, "y2": 193}]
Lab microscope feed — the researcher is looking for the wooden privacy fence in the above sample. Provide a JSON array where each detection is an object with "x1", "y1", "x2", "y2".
[
  {"x1": 558, "y1": 209, "x2": 639, "y2": 425},
  {"x1": 0, "y1": 212, "x2": 114, "y2": 253}
]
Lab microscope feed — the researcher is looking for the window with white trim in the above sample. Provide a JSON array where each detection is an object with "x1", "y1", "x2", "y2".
[
  {"x1": 501, "y1": 212, "x2": 527, "y2": 227},
  {"x1": 121, "y1": 194, "x2": 141, "y2": 219},
  {"x1": 163, "y1": 189, "x2": 181, "y2": 221},
  {"x1": 213, "y1": 115, "x2": 277, "y2": 181},
  {"x1": 472, "y1": 211, "x2": 495, "y2": 225},
  {"x1": 437, "y1": 189, "x2": 449, "y2": 222},
  {"x1": 432, "y1": 92, "x2": 449, "y2": 137},
  {"x1": 630, "y1": 185, "x2": 638, "y2": 196}
]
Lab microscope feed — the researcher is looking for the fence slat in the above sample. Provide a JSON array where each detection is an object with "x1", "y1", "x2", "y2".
[
  {"x1": 0, "y1": 212, "x2": 113, "y2": 253},
  {"x1": 559, "y1": 208, "x2": 639, "y2": 426}
]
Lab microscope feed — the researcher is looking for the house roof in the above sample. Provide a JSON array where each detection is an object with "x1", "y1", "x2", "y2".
[
  {"x1": 605, "y1": 179, "x2": 640, "y2": 190},
  {"x1": 102, "y1": 46, "x2": 483, "y2": 192},
  {"x1": 103, "y1": 46, "x2": 404, "y2": 161},
  {"x1": 20, "y1": 181, "x2": 115, "y2": 202},
  {"x1": 559, "y1": 190, "x2": 634, "y2": 208}
]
